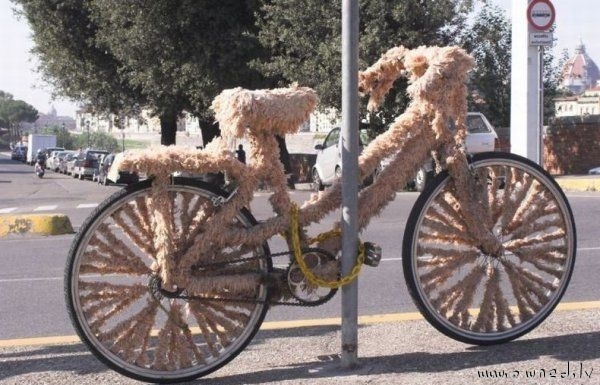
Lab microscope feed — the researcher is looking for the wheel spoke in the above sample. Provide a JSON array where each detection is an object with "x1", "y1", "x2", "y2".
[
  {"x1": 404, "y1": 154, "x2": 575, "y2": 345},
  {"x1": 67, "y1": 181, "x2": 270, "y2": 382}
]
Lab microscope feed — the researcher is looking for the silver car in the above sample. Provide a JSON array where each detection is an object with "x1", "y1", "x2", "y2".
[
  {"x1": 412, "y1": 112, "x2": 499, "y2": 191},
  {"x1": 72, "y1": 149, "x2": 110, "y2": 180},
  {"x1": 311, "y1": 127, "x2": 375, "y2": 191},
  {"x1": 313, "y1": 112, "x2": 498, "y2": 192}
]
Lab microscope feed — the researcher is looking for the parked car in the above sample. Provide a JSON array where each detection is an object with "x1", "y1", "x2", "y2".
[
  {"x1": 51, "y1": 150, "x2": 76, "y2": 173},
  {"x1": 43, "y1": 147, "x2": 65, "y2": 160},
  {"x1": 97, "y1": 153, "x2": 140, "y2": 185},
  {"x1": 64, "y1": 153, "x2": 78, "y2": 175},
  {"x1": 311, "y1": 126, "x2": 376, "y2": 191},
  {"x1": 72, "y1": 149, "x2": 110, "y2": 180},
  {"x1": 378, "y1": 112, "x2": 499, "y2": 191},
  {"x1": 10, "y1": 145, "x2": 27, "y2": 162},
  {"x1": 46, "y1": 150, "x2": 68, "y2": 172},
  {"x1": 589, "y1": 167, "x2": 600, "y2": 175}
]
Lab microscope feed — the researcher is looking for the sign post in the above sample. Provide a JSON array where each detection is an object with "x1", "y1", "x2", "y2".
[{"x1": 511, "y1": 0, "x2": 555, "y2": 165}]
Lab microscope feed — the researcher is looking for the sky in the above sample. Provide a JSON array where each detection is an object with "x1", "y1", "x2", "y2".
[{"x1": 1, "y1": 0, "x2": 598, "y2": 119}]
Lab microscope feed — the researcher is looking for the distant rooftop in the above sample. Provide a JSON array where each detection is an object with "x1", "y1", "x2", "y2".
[{"x1": 561, "y1": 41, "x2": 600, "y2": 94}]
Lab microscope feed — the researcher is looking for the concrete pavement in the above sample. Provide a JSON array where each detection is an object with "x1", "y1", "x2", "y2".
[{"x1": 1, "y1": 304, "x2": 600, "y2": 384}]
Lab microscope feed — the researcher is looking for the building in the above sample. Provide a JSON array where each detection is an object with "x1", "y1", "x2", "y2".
[
  {"x1": 74, "y1": 109, "x2": 204, "y2": 146},
  {"x1": 555, "y1": 42, "x2": 600, "y2": 117},
  {"x1": 555, "y1": 87, "x2": 600, "y2": 117},
  {"x1": 560, "y1": 42, "x2": 600, "y2": 95}
]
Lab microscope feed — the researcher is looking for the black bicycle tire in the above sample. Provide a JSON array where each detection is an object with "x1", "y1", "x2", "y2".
[
  {"x1": 402, "y1": 152, "x2": 577, "y2": 345},
  {"x1": 65, "y1": 177, "x2": 272, "y2": 382}
]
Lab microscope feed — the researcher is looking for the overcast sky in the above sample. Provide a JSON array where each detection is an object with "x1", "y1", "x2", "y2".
[{"x1": 0, "y1": 0, "x2": 596, "y2": 118}]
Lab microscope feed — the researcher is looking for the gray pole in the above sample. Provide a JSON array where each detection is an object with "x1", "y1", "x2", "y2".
[
  {"x1": 538, "y1": 46, "x2": 545, "y2": 166},
  {"x1": 340, "y1": 0, "x2": 359, "y2": 369}
]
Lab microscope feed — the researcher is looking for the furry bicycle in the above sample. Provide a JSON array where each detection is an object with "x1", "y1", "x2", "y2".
[{"x1": 64, "y1": 45, "x2": 576, "y2": 383}]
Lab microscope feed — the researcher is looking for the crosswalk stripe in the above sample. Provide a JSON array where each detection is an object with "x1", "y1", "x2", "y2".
[
  {"x1": 0, "y1": 207, "x2": 17, "y2": 214},
  {"x1": 33, "y1": 205, "x2": 58, "y2": 211},
  {"x1": 77, "y1": 203, "x2": 99, "y2": 209}
]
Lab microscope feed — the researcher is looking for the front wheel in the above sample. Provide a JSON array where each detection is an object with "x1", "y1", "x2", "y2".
[
  {"x1": 403, "y1": 152, "x2": 576, "y2": 345},
  {"x1": 65, "y1": 178, "x2": 272, "y2": 382}
]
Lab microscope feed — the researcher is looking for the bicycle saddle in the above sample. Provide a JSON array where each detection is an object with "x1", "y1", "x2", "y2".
[{"x1": 211, "y1": 84, "x2": 318, "y2": 139}]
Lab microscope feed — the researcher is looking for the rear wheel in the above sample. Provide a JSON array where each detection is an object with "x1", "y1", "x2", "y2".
[
  {"x1": 65, "y1": 178, "x2": 272, "y2": 382},
  {"x1": 312, "y1": 168, "x2": 324, "y2": 191},
  {"x1": 403, "y1": 152, "x2": 576, "y2": 345},
  {"x1": 414, "y1": 167, "x2": 433, "y2": 192}
]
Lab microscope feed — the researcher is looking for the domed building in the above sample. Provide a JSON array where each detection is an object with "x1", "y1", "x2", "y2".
[{"x1": 560, "y1": 41, "x2": 600, "y2": 94}]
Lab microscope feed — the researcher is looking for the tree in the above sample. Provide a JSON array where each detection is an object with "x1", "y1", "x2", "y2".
[
  {"x1": 41, "y1": 123, "x2": 75, "y2": 149},
  {"x1": 542, "y1": 46, "x2": 569, "y2": 124},
  {"x1": 458, "y1": 5, "x2": 512, "y2": 127},
  {"x1": 0, "y1": 91, "x2": 38, "y2": 143},
  {"x1": 13, "y1": 0, "x2": 267, "y2": 145},
  {"x1": 13, "y1": 1, "x2": 141, "y2": 120},
  {"x1": 253, "y1": 0, "x2": 478, "y2": 131}
]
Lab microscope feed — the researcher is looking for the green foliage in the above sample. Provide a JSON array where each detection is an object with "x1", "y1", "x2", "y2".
[
  {"x1": 13, "y1": 0, "x2": 267, "y2": 145},
  {"x1": 458, "y1": 7, "x2": 564, "y2": 127},
  {"x1": 72, "y1": 131, "x2": 119, "y2": 152},
  {"x1": 458, "y1": 5, "x2": 511, "y2": 127},
  {"x1": 40, "y1": 124, "x2": 75, "y2": 149},
  {"x1": 0, "y1": 91, "x2": 39, "y2": 127},
  {"x1": 0, "y1": 90, "x2": 38, "y2": 143},
  {"x1": 542, "y1": 46, "x2": 568, "y2": 124},
  {"x1": 254, "y1": 0, "x2": 477, "y2": 131},
  {"x1": 38, "y1": 122, "x2": 119, "y2": 151}
]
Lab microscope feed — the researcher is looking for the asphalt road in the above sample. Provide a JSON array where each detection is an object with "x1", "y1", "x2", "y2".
[{"x1": 1, "y1": 152, "x2": 600, "y2": 384}]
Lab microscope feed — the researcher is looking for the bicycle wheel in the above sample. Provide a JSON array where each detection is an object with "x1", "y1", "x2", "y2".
[
  {"x1": 65, "y1": 178, "x2": 272, "y2": 382},
  {"x1": 403, "y1": 152, "x2": 576, "y2": 345}
]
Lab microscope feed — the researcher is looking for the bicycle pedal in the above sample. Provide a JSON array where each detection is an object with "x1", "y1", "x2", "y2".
[{"x1": 363, "y1": 242, "x2": 382, "y2": 267}]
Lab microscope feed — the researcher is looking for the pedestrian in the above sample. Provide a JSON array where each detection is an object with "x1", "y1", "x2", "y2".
[{"x1": 235, "y1": 144, "x2": 246, "y2": 164}]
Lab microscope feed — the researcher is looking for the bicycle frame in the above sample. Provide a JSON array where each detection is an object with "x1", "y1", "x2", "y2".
[
  {"x1": 112, "y1": 46, "x2": 493, "y2": 293},
  {"x1": 69, "y1": 44, "x2": 577, "y2": 382}
]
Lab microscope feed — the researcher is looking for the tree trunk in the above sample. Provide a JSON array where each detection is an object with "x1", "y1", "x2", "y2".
[
  {"x1": 160, "y1": 112, "x2": 178, "y2": 146},
  {"x1": 276, "y1": 135, "x2": 295, "y2": 189},
  {"x1": 198, "y1": 117, "x2": 221, "y2": 147}
]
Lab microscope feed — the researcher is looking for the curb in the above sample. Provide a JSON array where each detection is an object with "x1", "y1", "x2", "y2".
[
  {"x1": 555, "y1": 177, "x2": 600, "y2": 192},
  {"x1": 0, "y1": 214, "x2": 74, "y2": 237}
]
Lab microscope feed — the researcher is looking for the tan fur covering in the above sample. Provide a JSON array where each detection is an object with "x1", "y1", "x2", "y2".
[
  {"x1": 211, "y1": 84, "x2": 318, "y2": 140},
  {"x1": 111, "y1": 45, "x2": 477, "y2": 274},
  {"x1": 77, "y1": 45, "x2": 574, "y2": 370}
]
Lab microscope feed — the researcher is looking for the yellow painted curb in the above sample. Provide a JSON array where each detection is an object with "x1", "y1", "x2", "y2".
[
  {"x1": 555, "y1": 177, "x2": 600, "y2": 192},
  {"x1": 1, "y1": 302, "x2": 600, "y2": 348},
  {"x1": 0, "y1": 214, "x2": 74, "y2": 236}
]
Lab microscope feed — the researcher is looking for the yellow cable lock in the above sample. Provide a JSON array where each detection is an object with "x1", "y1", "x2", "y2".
[{"x1": 289, "y1": 203, "x2": 365, "y2": 288}]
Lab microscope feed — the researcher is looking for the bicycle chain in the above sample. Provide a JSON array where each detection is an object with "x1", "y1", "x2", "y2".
[{"x1": 183, "y1": 249, "x2": 335, "y2": 307}]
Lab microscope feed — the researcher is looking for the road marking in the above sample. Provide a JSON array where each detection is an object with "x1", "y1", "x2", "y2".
[
  {"x1": 33, "y1": 205, "x2": 58, "y2": 211},
  {"x1": 0, "y1": 207, "x2": 17, "y2": 214},
  {"x1": 1, "y1": 301, "x2": 599, "y2": 348},
  {"x1": 77, "y1": 203, "x2": 99, "y2": 209}
]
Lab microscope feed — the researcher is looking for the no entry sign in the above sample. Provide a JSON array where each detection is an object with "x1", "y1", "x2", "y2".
[{"x1": 527, "y1": 0, "x2": 555, "y2": 31}]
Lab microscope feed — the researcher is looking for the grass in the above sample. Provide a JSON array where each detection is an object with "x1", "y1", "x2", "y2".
[{"x1": 122, "y1": 139, "x2": 151, "y2": 150}]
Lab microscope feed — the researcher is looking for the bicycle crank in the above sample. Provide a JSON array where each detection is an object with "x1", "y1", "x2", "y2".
[{"x1": 286, "y1": 247, "x2": 338, "y2": 305}]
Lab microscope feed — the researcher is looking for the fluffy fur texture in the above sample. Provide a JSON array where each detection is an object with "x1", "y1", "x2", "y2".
[
  {"x1": 78, "y1": 46, "x2": 572, "y2": 370},
  {"x1": 111, "y1": 45, "x2": 477, "y2": 272},
  {"x1": 211, "y1": 84, "x2": 318, "y2": 140}
]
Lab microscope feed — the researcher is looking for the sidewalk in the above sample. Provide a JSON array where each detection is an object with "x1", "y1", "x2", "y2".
[
  {"x1": 554, "y1": 174, "x2": 600, "y2": 192},
  {"x1": 2, "y1": 306, "x2": 600, "y2": 384}
]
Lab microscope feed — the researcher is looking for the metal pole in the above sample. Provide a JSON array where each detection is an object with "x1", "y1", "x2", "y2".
[
  {"x1": 538, "y1": 46, "x2": 545, "y2": 166},
  {"x1": 340, "y1": 0, "x2": 359, "y2": 369}
]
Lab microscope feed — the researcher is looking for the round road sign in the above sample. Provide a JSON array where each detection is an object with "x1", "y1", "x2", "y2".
[{"x1": 527, "y1": 0, "x2": 555, "y2": 31}]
